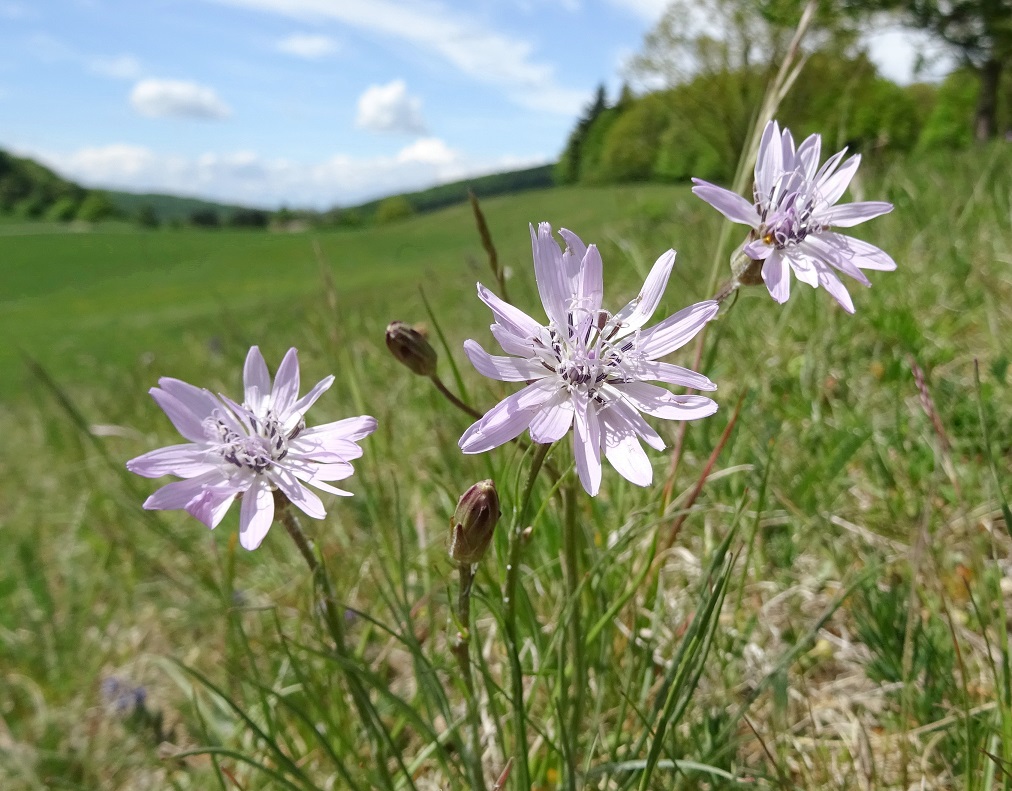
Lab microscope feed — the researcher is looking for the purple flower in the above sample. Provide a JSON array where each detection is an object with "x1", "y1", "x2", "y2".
[
  {"x1": 692, "y1": 120, "x2": 895, "y2": 312},
  {"x1": 127, "y1": 346, "x2": 376, "y2": 550},
  {"x1": 459, "y1": 223, "x2": 719, "y2": 496}
]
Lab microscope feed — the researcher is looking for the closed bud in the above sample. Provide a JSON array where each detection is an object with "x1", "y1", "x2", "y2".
[
  {"x1": 448, "y1": 480, "x2": 500, "y2": 566},
  {"x1": 385, "y1": 321, "x2": 438, "y2": 377}
]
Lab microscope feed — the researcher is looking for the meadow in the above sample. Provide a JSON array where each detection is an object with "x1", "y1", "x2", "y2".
[{"x1": 1, "y1": 145, "x2": 1010, "y2": 790}]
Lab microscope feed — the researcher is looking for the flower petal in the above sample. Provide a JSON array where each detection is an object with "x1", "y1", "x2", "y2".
[
  {"x1": 491, "y1": 325, "x2": 537, "y2": 357},
  {"x1": 271, "y1": 348, "x2": 301, "y2": 418},
  {"x1": 477, "y1": 282, "x2": 544, "y2": 338},
  {"x1": 816, "y1": 152, "x2": 860, "y2": 206},
  {"x1": 463, "y1": 339, "x2": 548, "y2": 382},
  {"x1": 459, "y1": 380, "x2": 556, "y2": 453},
  {"x1": 817, "y1": 268, "x2": 856, "y2": 313},
  {"x1": 150, "y1": 387, "x2": 211, "y2": 443},
  {"x1": 126, "y1": 443, "x2": 217, "y2": 479},
  {"x1": 528, "y1": 392, "x2": 575, "y2": 443},
  {"x1": 606, "y1": 398, "x2": 664, "y2": 451},
  {"x1": 239, "y1": 476, "x2": 274, "y2": 550},
  {"x1": 819, "y1": 201, "x2": 892, "y2": 228},
  {"x1": 691, "y1": 180, "x2": 759, "y2": 227},
  {"x1": 635, "y1": 300, "x2": 719, "y2": 359},
  {"x1": 755, "y1": 120, "x2": 781, "y2": 199},
  {"x1": 143, "y1": 471, "x2": 226, "y2": 511},
  {"x1": 612, "y1": 249, "x2": 676, "y2": 338},
  {"x1": 819, "y1": 232, "x2": 897, "y2": 271},
  {"x1": 243, "y1": 346, "x2": 271, "y2": 416},
  {"x1": 611, "y1": 381, "x2": 718, "y2": 420},
  {"x1": 598, "y1": 408, "x2": 652, "y2": 487},
  {"x1": 627, "y1": 360, "x2": 716, "y2": 391},
  {"x1": 762, "y1": 251, "x2": 791, "y2": 304},
  {"x1": 795, "y1": 133, "x2": 821, "y2": 179},
  {"x1": 270, "y1": 467, "x2": 326, "y2": 520},
  {"x1": 531, "y1": 222, "x2": 569, "y2": 327},
  {"x1": 573, "y1": 395, "x2": 602, "y2": 496},
  {"x1": 290, "y1": 375, "x2": 335, "y2": 419},
  {"x1": 577, "y1": 244, "x2": 604, "y2": 313},
  {"x1": 157, "y1": 378, "x2": 222, "y2": 422},
  {"x1": 186, "y1": 485, "x2": 240, "y2": 529},
  {"x1": 300, "y1": 415, "x2": 377, "y2": 443}
]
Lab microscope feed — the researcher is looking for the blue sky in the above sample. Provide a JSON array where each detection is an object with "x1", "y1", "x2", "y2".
[{"x1": 0, "y1": 0, "x2": 947, "y2": 208}]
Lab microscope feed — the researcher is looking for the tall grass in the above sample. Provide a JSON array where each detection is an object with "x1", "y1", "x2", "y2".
[{"x1": 0, "y1": 142, "x2": 1010, "y2": 790}]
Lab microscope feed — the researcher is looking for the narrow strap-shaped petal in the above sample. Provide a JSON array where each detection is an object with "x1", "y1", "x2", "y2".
[
  {"x1": 635, "y1": 300, "x2": 719, "y2": 359},
  {"x1": 573, "y1": 395, "x2": 602, "y2": 496},
  {"x1": 270, "y1": 466, "x2": 326, "y2": 520},
  {"x1": 271, "y1": 348, "x2": 301, "y2": 417},
  {"x1": 819, "y1": 201, "x2": 892, "y2": 228},
  {"x1": 795, "y1": 133, "x2": 822, "y2": 180},
  {"x1": 606, "y1": 397, "x2": 664, "y2": 451},
  {"x1": 150, "y1": 387, "x2": 211, "y2": 443},
  {"x1": 627, "y1": 360, "x2": 717, "y2": 391},
  {"x1": 459, "y1": 380, "x2": 556, "y2": 453},
  {"x1": 762, "y1": 251, "x2": 791, "y2": 304},
  {"x1": 463, "y1": 339, "x2": 549, "y2": 382},
  {"x1": 609, "y1": 381, "x2": 718, "y2": 421},
  {"x1": 598, "y1": 408, "x2": 652, "y2": 487},
  {"x1": 577, "y1": 244, "x2": 604, "y2": 313},
  {"x1": 611, "y1": 249, "x2": 677, "y2": 338},
  {"x1": 819, "y1": 232, "x2": 897, "y2": 271},
  {"x1": 801, "y1": 236, "x2": 872, "y2": 285},
  {"x1": 817, "y1": 268, "x2": 856, "y2": 313},
  {"x1": 289, "y1": 374, "x2": 335, "y2": 421},
  {"x1": 491, "y1": 324, "x2": 537, "y2": 357},
  {"x1": 531, "y1": 223, "x2": 569, "y2": 327},
  {"x1": 143, "y1": 470, "x2": 227, "y2": 510},
  {"x1": 755, "y1": 120, "x2": 780, "y2": 199},
  {"x1": 528, "y1": 391, "x2": 575, "y2": 443},
  {"x1": 784, "y1": 250, "x2": 820, "y2": 288},
  {"x1": 243, "y1": 346, "x2": 271, "y2": 416},
  {"x1": 691, "y1": 180, "x2": 759, "y2": 227},
  {"x1": 816, "y1": 152, "x2": 859, "y2": 206},
  {"x1": 126, "y1": 443, "x2": 217, "y2": 479},
  {"x1": 239, "y1": 476, "x2": 275, "y2": 550},
  {"x1": 477, "y1": 282, "x2": 543, "y2": 338},
  {"x1": 157, "y1": 377, "x2": 222, "y2": 422},
  {"x1": 300, "y1": 415, "x2": 377, "y2": 442},
  {"x1": 186, "y1": 484, "x2": 242, "y2": 529}
]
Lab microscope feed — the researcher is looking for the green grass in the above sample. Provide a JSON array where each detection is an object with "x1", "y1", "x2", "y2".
[{"x1": 1, "y1": 149, "x2": 1011, "y2": 790}]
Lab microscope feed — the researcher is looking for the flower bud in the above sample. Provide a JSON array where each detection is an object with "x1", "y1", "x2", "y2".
[
  {"x1": 385, "y1": 321, "x2": 438, "y2": 377},
  {"x1": 448, "y1": 480, "x2": 500, "y2": 566}
]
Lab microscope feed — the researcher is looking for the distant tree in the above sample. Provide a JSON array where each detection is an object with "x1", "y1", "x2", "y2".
[
  {"x1": 189, "y1": 208, "x2": 220, "y2": 228},
  {"x1": 136, "y1": 204, "x2": 159, "y2": 228},
  {"x1": 46, "y1": 196, "x2": 80, "y2": 222},
  {"x1": 76, "y1": 191, "x2": 116, "y2": 222},
  {"x1": 556, "y1": 84, "x2": 609, "y2": 184},
  {"x1": 843, "y1": 0, "x2": 1011, "y2": 140},
  {"x1": 228, "y1": 208, "x2": 269, "y2": 229},
  {"x1": 375, "y1": 196, "x2": 414, "y2": 224}
]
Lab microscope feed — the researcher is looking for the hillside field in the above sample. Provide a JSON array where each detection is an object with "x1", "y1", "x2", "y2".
[{"x1": 1, "y1": 150, "x2": 1011, "y2": 789}]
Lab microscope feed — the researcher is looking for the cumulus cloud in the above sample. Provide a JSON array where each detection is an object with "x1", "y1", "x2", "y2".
[
  {"x1": 130, "y1": 79, "x2": 231, "y2": 120},
  {"x1": 356, "y1": 79, "x2": 426, "y2": 134},
  {"x1": 29, "y1": 140, "x2": 548, "y2": 207},
  {"x1": 204, "y1": 0, "x2": 586, "y2": 115},
  {"x1": 89, "y1": 54, "x2": 143, "y2": 80},
  {"x1": 276, "y1": 33, "x2": 339, "y2": 58}
]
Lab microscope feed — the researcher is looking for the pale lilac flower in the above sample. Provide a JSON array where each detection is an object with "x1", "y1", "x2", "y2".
[
  {"x1": 692, "y1": 120, "x2": 895, "y2": 312},
  {"x1": 459, "y1": 223, "x2": 719, "y2": 496},
  {"x1": 127, "y1": 346, "x2": 376, "y2": 550}
]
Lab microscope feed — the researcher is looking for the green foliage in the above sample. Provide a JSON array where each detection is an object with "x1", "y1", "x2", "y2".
[
  {"x1": 599, "y1": 93, "x2": 672, "y2": 182},
  {"x1": 0, "y1": 149, "x2": 85, "y2": 216},
  {"x1": 188, "y1": 208, "x2": 221, "y2": 228},
  {"x1": 75, "y1": 191, "x2": 117, "y2": 223},
  {"x1": 45, "y1": 196, "x2": 80, "y2": 223},
  {"x1": 375, "y1": 195, "x2": 414, "y2": 224},
  {"x1": 556, "y1": 84, "x2": 609, "y2": 185},
  {"x1": 135, "y1": 204, "x2": 159, "y2": 228},
  {"x1": 917, "y1": 69, "x2": 980, "y2": 151}
]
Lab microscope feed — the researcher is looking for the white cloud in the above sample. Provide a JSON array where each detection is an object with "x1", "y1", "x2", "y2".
[
  {"x1": 276, "y1": 33, "x2": 339, "y2": 58},
  {"x1": 89, "y1": 54, "x2": 143, "y2": 80},
  {"x1": 605, "y1": 0, "x2": 669, "y2": 21},
  {"x1": 130, "y1": 79, "x2": 231, "y2": 120},
  {"x1": 205, "y1": 0, "x2": 586, "y2": 114},
  {"x1": 356, "y1": 79, "x2": 426, "y2": 134},
  {"x1": 28, "y1": 140, "x2": 548, "y2": 208}
]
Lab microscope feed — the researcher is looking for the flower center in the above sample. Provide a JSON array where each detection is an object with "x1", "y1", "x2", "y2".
[
  {"x1": 203, "y1": 407, "x2": 303, "y2": 474},
  {"x1": 538, "y1": 306, "x2": 636, "y2": 399},
  {"x1": 756, "y1": 171, "x2": 823, "y2": 250}
]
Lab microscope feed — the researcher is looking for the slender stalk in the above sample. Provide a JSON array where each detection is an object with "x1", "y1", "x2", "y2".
[
  {"x1": 451, "y1": 562, "x2": 487, "y2": 791},
  {"x1": 561, "y1": 474, "x2": 585, "y2": 779},
  {"x1": 277, "y1": 498, "x2": 402, "y2": 790},
  {"x1": 430, "y1": 374, "x2": 485, "y2": 420},
  {"x1": 503, "y1": 442, "x2": 552, "y2": 791}
]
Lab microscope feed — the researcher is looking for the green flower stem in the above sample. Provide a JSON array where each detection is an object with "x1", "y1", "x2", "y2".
[
  {"x1": 430, "y1": 374, "x2": 485, "y2": 420},
  {"x1": 451, "y1": 562, "x2": 487, "y2": 791},
  {"x1": 561, "y1": 474, "x2": 585, "y2": 772},
  {"x1": 277, "y1": 497, "x2": 402, "y2": 790},
  {"x1": 503, "y1": 441, "x2": 552, "y2": 791}
]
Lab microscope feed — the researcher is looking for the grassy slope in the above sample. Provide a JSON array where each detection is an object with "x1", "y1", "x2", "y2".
[{"x1": 1, "y1": 155, "x2": 1011, "y2": 789}]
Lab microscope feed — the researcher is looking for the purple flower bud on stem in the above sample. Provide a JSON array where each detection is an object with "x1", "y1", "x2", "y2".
[
  {"x1": 385, "y1": 321, "x2": 438, "y2": 377},
  {"x1": 449, "y1": 480, "x2": 500, "y2": 566}
]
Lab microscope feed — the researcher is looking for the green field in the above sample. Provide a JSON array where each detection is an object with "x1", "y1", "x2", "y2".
[{"x1": 1, "y1": 150, "x2": 1011, "y2": 789}]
